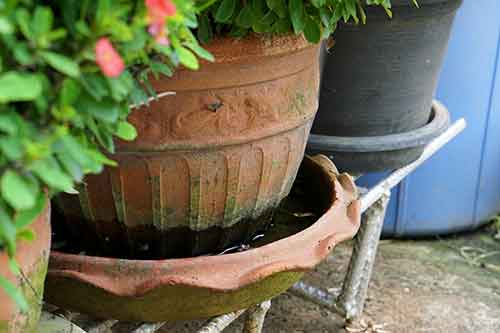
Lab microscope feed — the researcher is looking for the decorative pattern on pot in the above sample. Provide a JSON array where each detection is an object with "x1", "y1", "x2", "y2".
[
  {"x1": 0, "y1": 203, "x2": 51, "y2": 333},
  {"x1": 56, "y1": 35, "x2": 320, "y2": 258},
  {"x1": 46, "y1": 155, "x2": 361, "y2": 321}
]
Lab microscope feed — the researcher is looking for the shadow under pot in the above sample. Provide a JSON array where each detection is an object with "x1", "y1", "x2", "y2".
[
  {"x1": 310, "y1": 0, "x2": 462, "y2": 173},
  {"x1": 54, "y1": 34, "x2": 321, "y2": 259}
]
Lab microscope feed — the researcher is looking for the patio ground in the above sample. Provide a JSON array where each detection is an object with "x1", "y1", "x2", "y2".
[
  {"x1": 154, "y1": 223, "x2": 500, "y2": 332},
  {"x1": 64, "y1": 223, "x2": 500, "y2": 332}
]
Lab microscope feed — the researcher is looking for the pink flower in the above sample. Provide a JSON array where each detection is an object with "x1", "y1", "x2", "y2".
[
  {"x1": 145, "y1": 0, "x2": 176, "y2": 45},
  {"x1": 95, "y1": 38, "x2": 125, "y2": 78},
  {"x1": 148, "y1": 23, "x2": 170, "y2": 46},
  {"x1": 146, "y1": 0, "x2": 177, "y2": 24}
]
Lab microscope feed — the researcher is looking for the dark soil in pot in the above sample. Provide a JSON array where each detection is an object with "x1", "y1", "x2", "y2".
[
  {"x1": 311, "y1": 0, "x2": 462, "y2": 171},
  {"x1": 55, "y1": 34, "x2": 321, "y2": 259}
]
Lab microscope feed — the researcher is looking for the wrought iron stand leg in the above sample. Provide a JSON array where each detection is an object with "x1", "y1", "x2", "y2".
[
  {"x1": 242, "y1": 301, "x2": 272, "y2": 333},
  {"x1": 337, "y1": 191, "x2": 391, "y2": 321},
  {"x1": 197, "y1": 310, "x2": 246, "y2": 333}
]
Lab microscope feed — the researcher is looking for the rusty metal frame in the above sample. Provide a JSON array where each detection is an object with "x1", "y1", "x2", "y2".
[{"x1": 39, "y1": 119, "x2": 466, "y2": 332}]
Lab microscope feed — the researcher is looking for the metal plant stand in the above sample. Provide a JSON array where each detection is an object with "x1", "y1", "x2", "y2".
[{"x1": 40, "y1": 119, "x2": 466, "y2": 333}]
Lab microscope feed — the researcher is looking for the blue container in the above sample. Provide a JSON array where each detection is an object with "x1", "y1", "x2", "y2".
[{"x1": 359, "y1": 0, "x2": 500, "y2": 236}]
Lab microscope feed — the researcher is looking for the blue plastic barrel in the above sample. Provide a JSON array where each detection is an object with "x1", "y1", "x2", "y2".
[{"x1": 358, "y1": 0, "x2": 500, "y2": 236}]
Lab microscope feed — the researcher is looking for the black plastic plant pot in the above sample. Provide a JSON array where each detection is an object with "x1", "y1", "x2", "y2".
[
  {"x1": 307, "y1": 100, "x2": 450, "y2": 173},
  {"x1": 311, "y1": 0, "x2": 462, "y2": 172}
]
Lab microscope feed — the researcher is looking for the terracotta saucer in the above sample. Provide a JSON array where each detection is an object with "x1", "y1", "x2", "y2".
[{"x1": 45, "y1": 155, "x2": 360, "y2": 321}]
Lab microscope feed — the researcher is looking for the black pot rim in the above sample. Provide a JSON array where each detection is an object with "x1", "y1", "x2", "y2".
[{"x1": 308, "y1": 100, "x2": 450, "y2": 153}]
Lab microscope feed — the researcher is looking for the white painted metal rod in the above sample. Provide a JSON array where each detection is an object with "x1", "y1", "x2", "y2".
[
  {"x1": 243, "y1": 301, "x2": 272, "y2": 333},
  {"x1": 197, "y1": 310, "x2": 246, "y2": 333},
  {"x1": 131, "y1": 322, "x2": 167, "y2": 333},
  {"x1": 86, "y1": 320, "x2": 119, "y2": 333},
  {"x1": 289, "y1": 281, "x2": 337, "y2": 311},
  {"x1": 360, "y1": 118, "x2": 467, "y2": 213}
]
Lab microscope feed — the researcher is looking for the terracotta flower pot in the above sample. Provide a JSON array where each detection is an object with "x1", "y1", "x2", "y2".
[
  {"x1": 0, "y1": 202, "x2": 51, "y2": 333},
  {"x1": 46, "y1": 155, "x2": 359, "y2": 321},
  {"x1": 56, "y1": 34, "x2": 321, "y2": 258}
]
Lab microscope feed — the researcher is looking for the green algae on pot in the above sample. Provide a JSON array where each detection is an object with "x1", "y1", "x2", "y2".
[
  {"x1": 55, "y1": 34, "x2": 321, "y2": 259},
  {"x1": 0, "y1": 203, "x2": 51, "y2": 333},
  {"x1": 46, "y1": 155, "x2": 361, "y2": 321}
]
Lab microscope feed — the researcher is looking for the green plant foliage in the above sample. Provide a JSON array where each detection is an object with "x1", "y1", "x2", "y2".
[
  {"x1": 196, "y1": 0, "x2": 410, "y2": 44},
  {"x1": 0, "y1": 0, "x2": 205, "y2": 310}
]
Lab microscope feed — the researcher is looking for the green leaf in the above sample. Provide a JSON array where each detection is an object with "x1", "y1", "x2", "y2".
[
  {"x1": 16, "y1": 229, "x2": 35, "y2": 242},
  {"x1": 289, "y1": 0, "x2": 305, "y2": 34},
  {"x1": 150, "y1": 62, "x2": 173, "y2": 78},
  {"x1": 266, "y1": 0, "x2": 287, "y2": 18},
  {"x1": 186, "y1": 43, "x2": 214, "y2": 62},
  {"x1": 236, "y1": 5, "x2": 255, "y2": 29},
  {"x1": 15, "y1": 8, "x2": 32, "y2": 40},
  {"x1": 197, "y1": 14, "x2": 213, "y2": 44},
  {"x1": 59, "y1": 135, "x2": 92, "y2": 167},
  {"x1": 0, "y1": 113, "x2": 18, "y2": 135},
  {"x1": 12, "y1": 42, "x2": 34, "y2": 66},
  {"x1": 14, "y1": 193, "x2": 47, "y2": 229},
  {"x1": 0, "y1": 17, "x2": 13, "y2": 34},
  {"x1": 176, "y1": 46, "x2": 200, "y2": 70},
  {"x1": 304, "y1": 16, "x2": 322, "y2": 43},
  {"x1": 0, "y1": 275, "x2": 28, "y2": 313},
  {"x1": 115, "y1": 121, "x2": 137, "y2": 141},
  {"x1": 0, "y1": 201, "x2": 16, "y2": 255},
  {"x1": 57, "y1": 153, "x2": 84, "y2": 181},
  {"x1": 0, "y1": 72, "x2": 42, "y2": 103},
  {"x1": 39, "y1": 51, "x2": 80, "y2": 78},
  {"x1": 273, "y1": 18, "x2": 291, "y2": 33},
  {"x1": 80, "y1": 73, "x2": 108, "y2": 101},
  {"x1": 0, "y1": 137, "x2": 23, "y2": 160},
  {"x1": 85, "y1": 117, "x2": 115, "y2": 153},
  {"x1": 215, "y1": 0, "x2": 237, "y2": 23},
  {"x1": 60, "y1": 79, "x2": 81, "y2": 105},
  {"x1": 107, "y1": 71, "x2": 134, "y2": 102},
  {"x1": 1, "y1": 170, "x2": 38, "y2": 211},
  {"x1": 30, "y1": 158, "x2": 74, "y2": 192},
  {"x1": 129, "y1": 82, "x2": 149, "y2": 107},
  {"x1": 8, "y1": 258, "x2": 20, "y2": 275},
  {"x1": 32, "y1": 6, "x2": 53, "y2": 39},
  {"x1": 77, "y1": 95, "x2": 120, "y2": 123},
  {"x1": 86, "y1": 149, "x2": 117, "y2": 167}
]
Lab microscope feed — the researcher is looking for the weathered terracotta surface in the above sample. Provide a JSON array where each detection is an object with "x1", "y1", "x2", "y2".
[
  {"x1": 0, "y1": 202, "x2": 51, "y2": 333},
  {"x1": 56, "y1": 34, "x2": 321, "y2": 258},
  {"x1": 46, "y1": 156, "x2": 360, "y2": 321}
]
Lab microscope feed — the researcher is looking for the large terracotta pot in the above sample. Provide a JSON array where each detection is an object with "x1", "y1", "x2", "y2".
[
  {"x1": 46, "y1": 155, "x2": 360, "y2": 321},
  {"x1": 0, "y1": 202, "x2": 51, "y2": 333},
  {"x1": 57, "y1": 34, "x2": 321, "y2": 258}
]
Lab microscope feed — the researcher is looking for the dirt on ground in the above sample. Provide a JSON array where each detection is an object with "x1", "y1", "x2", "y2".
[
  {"x1": 158, "y1": 226, "x2": 500, "y2": 333},
  {"x1": 65, "y1": 226, "x2": 500, "y2": 333}
]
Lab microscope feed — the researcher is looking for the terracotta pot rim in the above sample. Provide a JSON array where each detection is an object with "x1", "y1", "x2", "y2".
[
  {"x1": 49, "y1": 155, "x2": 360, "y2": 297},
  {"x1": 199, "y1": 33, "x2": 316, "y2": 65}
]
